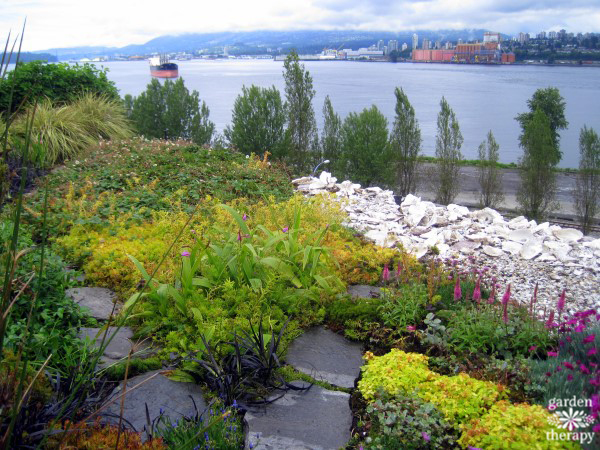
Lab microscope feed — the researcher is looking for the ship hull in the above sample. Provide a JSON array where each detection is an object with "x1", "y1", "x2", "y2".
[{"x1": 150, "y1": 62, "x2": 179, "y2": 78}]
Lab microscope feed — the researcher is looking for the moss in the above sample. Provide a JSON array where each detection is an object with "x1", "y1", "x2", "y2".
[{"x1": 103, "y1": 357, "x2": 163, "y2": 381}]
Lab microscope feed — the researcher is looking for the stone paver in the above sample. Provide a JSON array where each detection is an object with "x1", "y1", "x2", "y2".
[
  {"x1": 347, "y1": 285, "x2": 381, "y2": 299},
  {"x1": 105, "y1": 370, "x2": 206, "y2": 434},
  {"x1": 286, "y1": 327, "x2": 363, "y2": 389},
  {"x1": 245, "y1": 382, "x2": 352, "y2": 450},
  {"x1": 78, "y1": 327, "x2": 153, "y2": 367},
  {"x1": 66, "y1": 287, "x2": 120, "y2": 320}
]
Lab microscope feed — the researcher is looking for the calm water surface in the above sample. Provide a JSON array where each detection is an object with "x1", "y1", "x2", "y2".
[{"x1": 99, "y1": 59, "x2": 600, "y2": 168}]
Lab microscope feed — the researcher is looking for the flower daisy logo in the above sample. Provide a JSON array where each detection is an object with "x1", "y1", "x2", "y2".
[{"x1": 547, "y1": 407, "x2": 595, "y2": 431}]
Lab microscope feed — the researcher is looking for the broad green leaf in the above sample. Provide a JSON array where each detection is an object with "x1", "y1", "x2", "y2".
[{"x1": 219, "y1": 204, "x2": 250, "y2": 235}]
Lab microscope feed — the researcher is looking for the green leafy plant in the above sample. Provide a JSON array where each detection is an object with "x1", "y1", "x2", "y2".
[
  {"x1": 363, "y1": 393, "x2": 458, "y2": 449},
  {"x1": 378, "y1": 282, "x2": 428, "y2": 329},
  {"x1": 151, "y1": 400, "x2": 244, "y2": 450}
]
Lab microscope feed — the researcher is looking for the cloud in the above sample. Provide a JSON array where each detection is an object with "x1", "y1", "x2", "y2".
[{"x1": 1, "y1": 0, "x2": 599, "y2": 51}]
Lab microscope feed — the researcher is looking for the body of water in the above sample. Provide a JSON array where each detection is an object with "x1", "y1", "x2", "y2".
[{"x1": 97, "y1": 60, "x2": 599, "y2": 168}]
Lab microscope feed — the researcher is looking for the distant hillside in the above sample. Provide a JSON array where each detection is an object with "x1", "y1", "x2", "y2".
[
  {"x1": 4, "y1": 52, "x2": 58, "y2": 62},
  {"x1": 39, "y1": 29, "x2": 505, "y2": 60}
]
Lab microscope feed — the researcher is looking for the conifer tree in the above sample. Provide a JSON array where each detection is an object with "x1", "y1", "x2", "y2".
[{"x1": 320, "y1": 95, "x2": 342, "y2": 176}]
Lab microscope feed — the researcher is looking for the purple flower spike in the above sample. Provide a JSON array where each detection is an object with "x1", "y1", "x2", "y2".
[
  {"x1": 501, "y1": 284, "x2": 511, "y2": 305},
  {"x1": 181, "y1": 251, "x2": 191, "y2": 257},
  {"x1": 472, "y1": 277, "x2": 481, "y2": 304},
  {"x1": 382, "y1": 264, "x2": 390, "y2": 282},
  {"x1": 454, "y1": 275, "x2": 462, "y2": 301}
]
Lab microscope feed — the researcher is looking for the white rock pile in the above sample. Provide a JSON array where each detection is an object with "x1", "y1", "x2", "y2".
[{"x1": 293, "y1": 172, "x2": 600, "y2": 313}]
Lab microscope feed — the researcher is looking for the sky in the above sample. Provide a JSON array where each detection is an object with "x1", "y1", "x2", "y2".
[{"x1": 2, "y1": 0, "x2": 600, "y2": 52}]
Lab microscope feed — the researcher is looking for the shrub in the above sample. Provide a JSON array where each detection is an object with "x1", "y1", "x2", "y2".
[
  {"x1": 128, "y1": 78, "x2": 214, "y2": 145},
  {"x1": 459, "y1": 401, "x2": 580, "y2": 449},
  {"x1": 0, "y1": 61, "x2": 119, "y2": 115},
  {"x1": 364, "y1": 394, "x2": 458, "y2": 449}
]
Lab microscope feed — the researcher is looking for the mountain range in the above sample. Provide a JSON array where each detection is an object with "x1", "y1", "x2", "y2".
[{"x1": 35, "y1": 29, "x2": 505, "y2": 60}]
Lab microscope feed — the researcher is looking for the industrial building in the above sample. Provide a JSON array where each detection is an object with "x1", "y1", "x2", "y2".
[{"x1": 412, "y1": 34, "x2": 515, "y2": 64}]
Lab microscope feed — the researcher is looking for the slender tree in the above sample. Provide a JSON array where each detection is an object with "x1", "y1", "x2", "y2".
[
  {"x1": 574, "y1": 126, "x2": 600, "y2": 234},
  {"x1": 224, "y1": 84, "x2": 285, "y2": 158},
  {"x1": 477, "y1": 130, "x2": 504, "y2": 208},
  {"x1": 517, "y1": 109, "x2": 559, "y2": 221},
  {"x1": 433, "y1": 97, "x2": 463, "y2": 204},
  {"x1": 340, "y1": 105, "x2": 389, "y2": 187},
  {"x1": 390, "y1": 87, "x2": 421, "y2": 198},
  {"x1": 283, "y1": 50, "x2": 318, "y2": 172},
  {"x1": 320, "y1": 95, "x2": 342, "y2": 176}
]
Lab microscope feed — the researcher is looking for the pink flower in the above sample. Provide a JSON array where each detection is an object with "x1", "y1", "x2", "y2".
[
  {"x1": 487, "y1": 283, "x2": 496, "y2": 304},
  {"x1": 501, "y1": 284, "x2": 511, "y2": 305},
  {"x1": 282, "y1": 226, "x2": 289, "y2": 233},
  {"x1": 575, "y1": 324, "x2": 586, "y2": 332},
  {"x1": 567, "y1": 374, "x2": 574, "y2": 381},
  {"x1": 545, "y1": 310, "x2": 555, "y2": 329},
  {"x1": 406, "y1": 325, "x2": 416, "y2": 332},
  {"x1": 421, "y1": 432, "x2": 430, "y2": 442},
  {"x1": 454, "y1": 275, "x2": 462, "y2": 301},
  {"x1": 583, "y1": 334, "x2": 596, "y2": 344},
  {"x1": 396, "y1": 262, "x2": 402, "y2": 277},
  {"x1": 237, "y1": 231, "x2": 242, "y2": 241},
  {"x1": 593, "y1": 424, "x2": 600, "y2": 433},
  {"x1": 563, "y1": 362, "x2": 575, "y2": 370},
  {"x1": 181, "y1": 251, "x2": 191, "y2": 257},
  {"x1": 588, "y1": 348, "x2": 597, "y2": 356},
  {"x1": 242, "y1": 214, "x2": 248, "y2": 221},
  {"x1": 547, "y1": 351, "x2": 559, "y2": 357},
  {"x1": 382, "y1": 264, "x2": 390, "y2": 282},
  {"x1": 590, "y1": 378, "x2": 600, "y2": 387},
  {"x1": 472, "y1": 277, "x2": 481, "y2": 303},
  {"x1": 580, "y1": 364, "x2": 591, "y2": 374},
  {"x1": 529, "y1": 346, "x2": 537, "y2": 352}
]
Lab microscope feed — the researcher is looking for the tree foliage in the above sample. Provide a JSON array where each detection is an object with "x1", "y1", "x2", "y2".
[
  {"x1": 477, "y1": 130, "x2": 504, "y2": 208},
  {"x1": 224, "y1": 84, "x2": 286, "y2": 158},
  {"x1": 283, "y1": 50, "x2": 318, "y2": 172},
  {"x1": 574, "y1": 126, "x2": 600, "y2": 234},
  {"x1": 515, "y1": 87, "x2": 567, "y2": 163},
  {"x1": 390, "y1": 87, "x2": 421, "y2": 198},
  {"x1": 320, "y1": 95, "x2": 342, "y2": 176},
  {"x1": 128, "y1": 78, "x2": 214, "y2": 145},
  {"x1": 433, "y1": 97, "x2": 463, "y2": 204},
  {"x1": 340, "y1": 105, "x2": 389, "y2": 187},
  {"x1": 516, "y1": 109, "x2": 559, "y2": 221},
  {"x1": 0, "y1": 61, "x2": 119, "y2": 115}
]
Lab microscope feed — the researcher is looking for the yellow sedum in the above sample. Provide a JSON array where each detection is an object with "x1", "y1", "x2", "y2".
[
  {"x1": 359, "y1": 349, "x2": 508, "y2": 426},
  {"x1": 459, "y1": 401, "x2": 582, "y2": 449}
]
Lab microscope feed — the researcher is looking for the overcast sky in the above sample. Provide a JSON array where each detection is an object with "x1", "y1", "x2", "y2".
[{"x1": 2, "y1": 0, "x2": 600, "y2": 51}]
